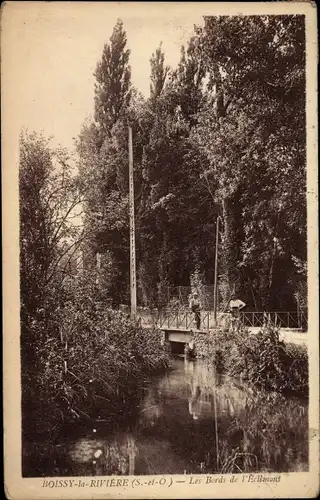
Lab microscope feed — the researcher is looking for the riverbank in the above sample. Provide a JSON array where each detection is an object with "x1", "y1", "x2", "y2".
[
  {"x1": 191, "y1": 325, "x2": 308, "y2": 397},
  {"x1": 22, "y1": 303, "x2": 171, "y2": 453}
]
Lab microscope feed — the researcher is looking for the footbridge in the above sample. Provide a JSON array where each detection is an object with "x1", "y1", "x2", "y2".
[{"x1": 137, "y1": 309, "x2": 307, "y2": 346}]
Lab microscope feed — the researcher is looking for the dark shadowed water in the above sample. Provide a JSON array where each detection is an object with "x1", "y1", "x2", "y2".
[{"x1": 24, "y1": 358, "x2": 308, "y2": 476}]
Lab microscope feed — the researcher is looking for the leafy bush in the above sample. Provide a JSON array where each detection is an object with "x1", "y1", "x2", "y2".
[
  {"x1": 22, "y1": 271, "x2": 170, "y2": 441},
  {"x1": 206, "y1": 325, "x2": 308, "y2": 396}
]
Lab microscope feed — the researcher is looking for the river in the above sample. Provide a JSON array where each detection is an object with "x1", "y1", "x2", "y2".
[{"x1": 24, "y1": 358, "x2": 308, "y2": 476}]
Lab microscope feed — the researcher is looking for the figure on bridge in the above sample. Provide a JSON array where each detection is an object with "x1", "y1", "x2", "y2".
[
  {"x1": 189, "y1": 292, "x2": 201, "y2": 330},
  {"x1": 228, "y1": 293, "x2": 246, "y2": 331}
]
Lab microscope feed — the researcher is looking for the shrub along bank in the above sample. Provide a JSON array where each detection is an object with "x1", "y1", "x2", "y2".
[
  {"x1": 193, "y1": 325, "x2": 308, "y2": 397},
  {"x1": 22, "y1": 278, "x2": 170, "y2": 446}
]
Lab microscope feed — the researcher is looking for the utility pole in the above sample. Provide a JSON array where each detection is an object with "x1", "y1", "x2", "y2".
[
  {"x1": 128, "y1": 126, "x2": 137, "y2": 317},
  {"x1": 213, "y1": 216, "x2": 220, "y2": 325}
]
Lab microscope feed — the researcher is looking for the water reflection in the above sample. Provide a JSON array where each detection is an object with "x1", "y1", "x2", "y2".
[
  {"x1": 47, "y1": 358, "x2": 308, "y2": 476},
  {"x1": 68, "y1": 435, "x2": 137, "y2": 476}
]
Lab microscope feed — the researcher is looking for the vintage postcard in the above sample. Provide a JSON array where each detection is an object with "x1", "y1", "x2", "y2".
[{"x1": 2, "y1": 1, "x2": 319, "y2": 498}]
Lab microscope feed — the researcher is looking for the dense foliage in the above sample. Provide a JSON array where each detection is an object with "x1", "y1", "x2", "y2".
[
  {"x1": 20, "y1": 132, "x2": 83, "y2": 436},
  {"x1": 30, "y1": 274, "x2": 169, "y2": 436},
  {"x1": 78, "y1": 15, "x2": 307, "y2": 314},
  {"x1": 206, "y1": 325, "x2": 308, "y2": 396},
  {"x1": 20, "y1": 133, "x2": 170, "y2": 443}
]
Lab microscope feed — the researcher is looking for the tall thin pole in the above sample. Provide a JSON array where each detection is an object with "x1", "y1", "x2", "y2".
[
  {"x1": 213, "y1": 216, "x2": 219, "y2": 325},
  {"x1": 213, "y1": 370, "x2": 220, "y2": 472},
  {"x1": 128, "y1": 126, "x2": 137, "y2": 317}
]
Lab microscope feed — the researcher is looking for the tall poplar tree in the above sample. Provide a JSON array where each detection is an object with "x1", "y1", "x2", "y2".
[
  {"x1": 78, "y1": 20, "x2": 134, "y2": 304},
  {"x1": 149, "y1": 43, "x2": 169, "y2": 102},
  {"x1": 94, "y1": 19, "x2": 132, "y2": 137}
]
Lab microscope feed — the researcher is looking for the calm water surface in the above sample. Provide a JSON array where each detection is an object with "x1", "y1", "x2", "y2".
[{"x1": 26, "y1": 358, "x2": 308, "y2": 476}]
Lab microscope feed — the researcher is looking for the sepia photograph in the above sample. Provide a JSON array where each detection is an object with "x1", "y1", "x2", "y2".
[{"x1": 2, "y1": 2, "x2": 318, "y2": 499}]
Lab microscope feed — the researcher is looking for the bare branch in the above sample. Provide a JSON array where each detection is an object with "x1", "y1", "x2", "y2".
[{"x1": 49, "y1": 196, "x2": 84, "y2": 247}]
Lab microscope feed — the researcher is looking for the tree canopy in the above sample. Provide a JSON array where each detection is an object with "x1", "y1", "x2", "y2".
[{"x1": 77, "y1": 15, "x2": 307, "y2": 313}]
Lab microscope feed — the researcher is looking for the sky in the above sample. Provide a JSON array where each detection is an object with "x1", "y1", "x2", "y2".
[{"x1": 4, "y1": 2, "x2": 204, "y2": 151}]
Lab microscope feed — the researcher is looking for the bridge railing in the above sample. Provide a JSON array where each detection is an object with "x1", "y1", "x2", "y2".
[
  {"x1": 158, "y1": 310, "x2": 195, "y2": 330},
  {"x1": 239, "y1": 311, "x2": 307, "y2": 330},
  {"x1": 138, "y1": 309, "x2": 307, "y2": 331},
  {"x1": 157, "y1": 310, "x2": 216, "y2": 330}
]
